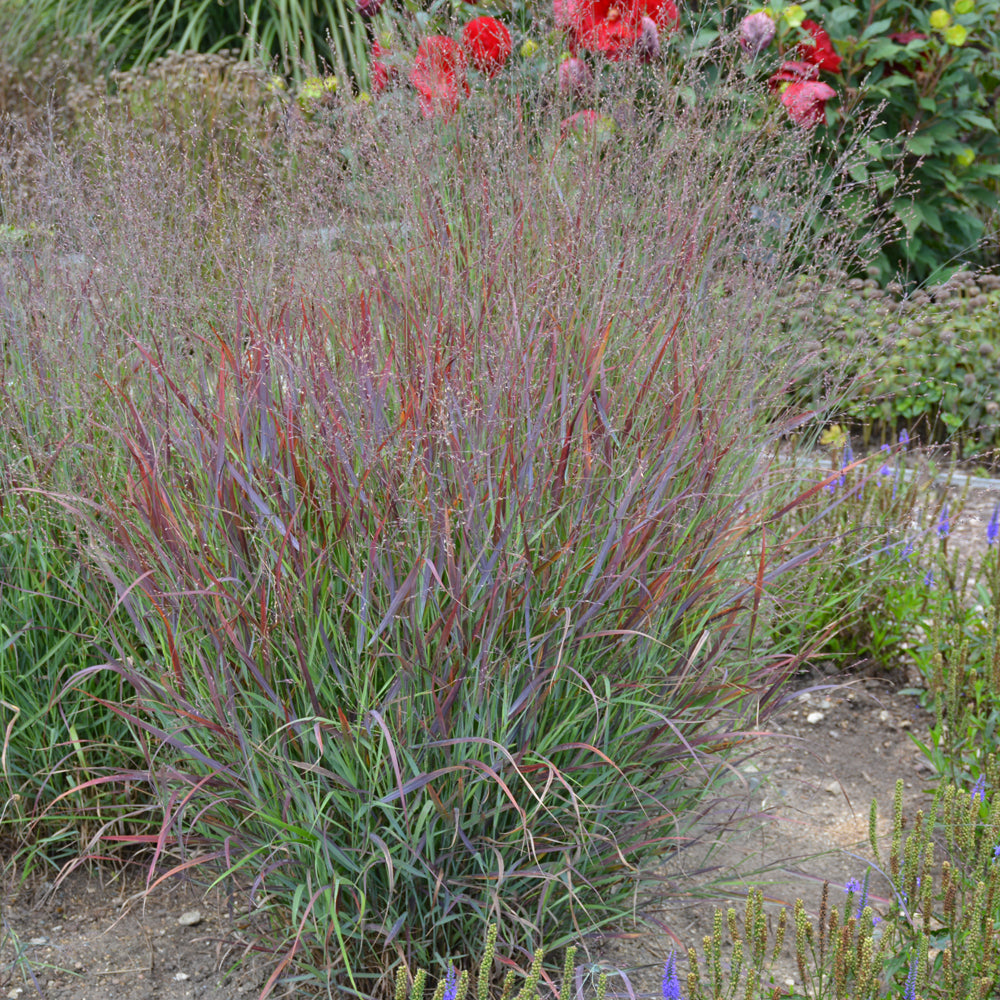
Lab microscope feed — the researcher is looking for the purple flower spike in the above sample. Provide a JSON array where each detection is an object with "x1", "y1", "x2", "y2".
[
  {"x1": 442, "y1": 967, "x2": 458, "y2": 1000},
  {"x1": 661, "y1": 950, "x2": 682, "y2": 1000},
  {"x1": 972, "y1": 775, "x2": 986, "y2": 803},
  {"x1": 900, "y1": 428, "x2": 910, "y2": 446},
  {"x1": 904, "y1": 955, "x2": 918, "y2": 1000},
  {"x1": 901, "y1": 541, "x2": 915, "y2": 561},
  {"x1": 937, "y1": 503, "x2": 949, "y2": 539},
  {"x1": 844, "y1": 877, "x2": 861, "y2": 894},
  {"x1": 924, "y1": 568, "x2": 934, "y2": 587},
  {"x1": 993, "y1": 844, "x2": 1000, "y2": 860},
  {"x1": 988, "y1": 504, "x2": 999, "y2": 546}
]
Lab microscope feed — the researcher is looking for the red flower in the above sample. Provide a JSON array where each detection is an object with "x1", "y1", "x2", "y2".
[
  {"x1": 410, "y1": 36, "x2": 469, "y2": 118},
  {"x1": 461, "y1": 16, "x2": 512, "y2": 76},
  {"x1": 797, "y1": 20, "x2": 842, "y2": 73},
  {"x1": 780, "y1": 80, "x2": 836, "y2": 127},
  {"x1": 570, "y1": 0, "x2": 679, "y2": 60},
  {"x1": 370, "y1": 39, "x2": 395, "y2": 93},
  {"x1": 767, "y1": 60, "x2": 819, "y2": 91}
]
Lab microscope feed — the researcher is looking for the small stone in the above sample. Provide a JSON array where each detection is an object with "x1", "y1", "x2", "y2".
[
  {"x1": 806, "y1": 711, "x2": 825, "y2": 724},
  {"x1": 829, "y1": 730, "x2": 840, "y2": 739},
  {"x1": 8, "y1": 988, "x2": 23, "y2": 999},
  {"x1": 816, "y1": 698, "x2": 833, "y2": 710},
  {"x1": 899, "y1": 719, "x2": 912, "y2": 729},
  {"x1": 177, "y1": 910, "x2": 203, "y2": 927},
  {"x1": 824, "y1": 781, "x2": 839, "y2": 795},
  {"x1": 28, "y1": 937, "x2": 48, "y2": 946},
  {"x1": 173, "y1": 973, "x2": 190, "y2": 982},
  {"x1": 878, "y1": 709, "x2": 890, "y2": 722}
]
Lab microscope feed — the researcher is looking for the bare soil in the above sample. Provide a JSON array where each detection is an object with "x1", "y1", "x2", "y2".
[{"x1": 1, "y1": 486, "x2": 994, "y2": 1000}]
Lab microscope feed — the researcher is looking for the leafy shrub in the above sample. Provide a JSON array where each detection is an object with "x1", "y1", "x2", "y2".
[
  {"x1": 686, "y1": 0, "x2": 1000, "y2": 284},
  {"x1": 786, "y1": 269, "x2": 1000, "y2": 454}
]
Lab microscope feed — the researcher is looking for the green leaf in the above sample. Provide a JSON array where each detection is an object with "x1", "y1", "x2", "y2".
[
  {"x1": 906, "y1": 134, "x2": 936, "y2": 156},
  {"x1": 861, "y1": 17, "x2": 894, "y2": 40}
]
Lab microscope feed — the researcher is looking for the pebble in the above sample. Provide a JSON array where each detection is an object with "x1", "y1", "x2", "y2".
[
  {"x1": 177, "y1": 910, "x2": 203, "y2": 927},
  {"x1": 173, "y1": 973, "x2": 190, "y2": 981},
  {"x1": 806, "y1": 711, "x2": 825, "y2": 724},
  {"x1": 28, "y1": 937, "x2": 48, "y2": 946}
]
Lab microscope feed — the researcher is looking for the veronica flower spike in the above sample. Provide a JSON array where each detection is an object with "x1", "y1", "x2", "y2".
[
  {"x1": 972, "y1": 774, "x2": 986, "y2": 804},
  {"x1": 661, "y1": 949, "x2": 682, "y2": 1000},
  {"x1": 937, "y1": 503, "x2": 949, "y2": 539},
  {"x1": 442, "y1": 966, "x2": 458, "y2": 1000},
  {"x1": 904, "y1": 954, "x2": 918, "y2": 1000},
  {"x1": 988, "y1": 504, "x2": 1000, "y2": 546}
]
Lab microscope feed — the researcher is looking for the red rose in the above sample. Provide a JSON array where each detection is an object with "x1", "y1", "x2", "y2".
[
  {"x1": 410, "y1": 36, "x2": 469, "y2": 118},
  {"x1": 780, "y1": 80, "x2": 836, "y2": 127},
  {"x1": 461, "y1": 16, "x2": 513, "y2": 76},
  {"x1": 797, "y1": 20, "x2": 842, "y2": 74},
  {"x1": 571, "y1": 0, "x2": 679, "y2": 60}
]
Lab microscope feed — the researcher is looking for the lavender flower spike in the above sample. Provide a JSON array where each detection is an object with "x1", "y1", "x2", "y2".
[
  {"x1": 662, "y1": 949, "x2": 682, "y2": 1000},
  {"x1": 442, "y1": 966, "x2": 458, "y2": 1000},
  {"x1": 988, "y1": 504, "x2": 1000, "y2": 546},
  {"x1": 937, "y1": 503, "x2": 950, "y2": 539},
  {"x1": 900, "y1": 428, "x2": 910, "y2": 446},
  {"x1": 844, "y1": 877, "x2": 861, "y2": 894},
  {"x1": 904, "y1": 955, "x2": 918, "y2": 1000},
  {"x1": 972, "y1": 774, "x2": 986, "y2": 804}
]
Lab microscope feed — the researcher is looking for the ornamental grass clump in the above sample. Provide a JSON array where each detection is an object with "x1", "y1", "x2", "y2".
[{"x1": 0, "y1": 46, "x2": 902, "y2": 998}]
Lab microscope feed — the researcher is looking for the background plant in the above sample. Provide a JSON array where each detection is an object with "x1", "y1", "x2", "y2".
[
  {"x1": 724, "y1": 0, "x2": 1000, "y2": 284},
  {"x1": 784, "y1": 269, "x2": 1000, "y2": 453}
]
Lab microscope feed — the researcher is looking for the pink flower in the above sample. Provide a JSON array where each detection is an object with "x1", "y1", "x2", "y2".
[
  {"x1": 739, "y1": 11, "x2": 775, "y2": 57},
  {"x1": 461, "y1": 16, "x2": 513, "y2": 76},
  {"x1": 638, "y1": 15, "x2": 660, "y2": 60},
  {"x1": 410, "y1": 36, "x2": 470, "y2": 118},
  {"x1": 797, "y1": 19, "x2": 842, "y2": 73},
  {"x1": 559, "y1": 56, "x2": 593, "y2": 98},
  {"x1": 780, "y1": 79, "x2": 836, "y2": 127}
]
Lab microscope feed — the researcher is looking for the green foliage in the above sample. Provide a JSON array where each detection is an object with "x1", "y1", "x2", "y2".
[
  {"x1": 0, "y1": 499, "x2": 144, "y2": 854},
  {"x1": 786, "y1": 269, "x2": 1000, "y2": 453},
  {"x1": 2, "y1": 0, "x2": 369, "y2": 82},
  {"x1": 759, "y1": 431, "x2": 930, "y2": 671}
]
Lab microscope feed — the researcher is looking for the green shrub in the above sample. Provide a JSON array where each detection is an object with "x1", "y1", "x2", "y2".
[{"x1": 786, "y1": 269, "x2": 1000, "y2": 454}]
